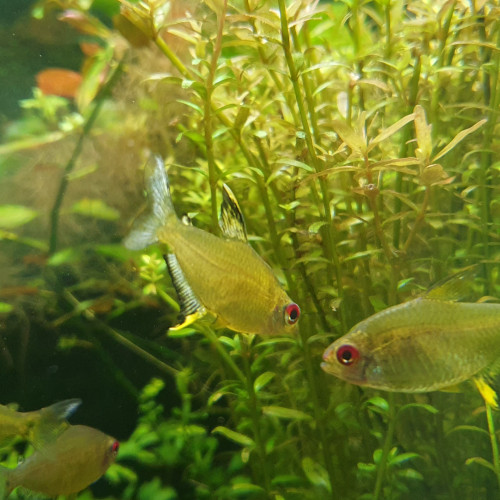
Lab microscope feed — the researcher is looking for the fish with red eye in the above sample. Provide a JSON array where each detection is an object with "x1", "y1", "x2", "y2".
[{"x1": 0, "y1": 425, "x2": 119, "y2": 497}]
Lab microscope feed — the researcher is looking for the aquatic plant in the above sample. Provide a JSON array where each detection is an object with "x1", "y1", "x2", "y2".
[{"x1": 0, "y1": 0, "x2": 499, "y2": 498}]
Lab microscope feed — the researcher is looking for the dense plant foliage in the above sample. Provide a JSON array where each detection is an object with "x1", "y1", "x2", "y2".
[{"x1": 0, "y1": 0, "x2": 499, "y2": 498}]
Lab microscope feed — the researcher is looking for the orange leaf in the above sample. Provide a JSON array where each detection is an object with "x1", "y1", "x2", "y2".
[{"x1": 36, "y1": 68, "x2": 82, "y2": 98}]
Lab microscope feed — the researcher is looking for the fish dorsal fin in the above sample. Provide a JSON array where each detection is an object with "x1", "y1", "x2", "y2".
[
  {"x1": 32, "y1": 399, "x2": 81, "y2": 449},
  {"x1": 164, "y1": 254, "x2": 206, "y2": 331},
  {"x1": 219, "y1": 184, "x2": 247, "y2": 242},
  {"x1": 423, "y1": 266, "x2": 477, "y2": 302},
  {"x1": 124, "y1": 155, "x2": 176, "y2": 251}
]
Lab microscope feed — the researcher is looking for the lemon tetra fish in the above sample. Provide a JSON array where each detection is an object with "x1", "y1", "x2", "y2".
[
  {"x1": 0, "y1": 424, "x2": 119, "y2": 497},
  {"x1": 321, "y1": 270, "x2": 500, "y2": 407},
  {"x1": 124, "y1": 155, "x2": 300, "y2": 336}
]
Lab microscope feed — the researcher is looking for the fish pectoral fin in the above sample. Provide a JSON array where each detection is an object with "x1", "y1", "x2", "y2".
[
  {"x1": 474, "y1": 376, "x2": 499, "y2": 410},
  {"x1": 164, "y1": 254, "x2": 206, "y2": 330},
  {"x1": 219, "y1": 184, "x2": 247, "y2": 242}
]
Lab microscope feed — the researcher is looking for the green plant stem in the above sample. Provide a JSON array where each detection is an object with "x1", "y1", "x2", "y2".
[
  {"x1": 59, "y1": 289, "x2": 179, "y2": 378},
  {"x1": 393, "y1": 55, "x2": 421, "y2": 250},
  {"x1": 48, "y1": 57, "x2": 125, "y2": 254},
  {"x1": 238, "y1": 334, "x2": 272, "y2": 496},
  {"x1": 204, "y1": 0, "x2": 228, "y2": 231},
  {"x1": 485, "y1": 402, "x2": 500, "y2": 492},
  {"x1": 278, "y1": 0, "x2": 345, "y2": 331},
  {"x1": 429, "y1": 2, "x2": 456, "y2": 139},
  {"x1": 198, "y1": 325, "x2": 246, "y2": 385},
  {"x1": 373, "y1": 393, "x2": 396, "y2": 500},
  {"x1": 478, "y1": 24, "x2": 500, "y2": 292},
  {"x1": 402, "y1": 186, "x2": 430, "y2": 255},
  {"x1": 300, "y1": 316, "x2": 339, "y2": 499},
  {"x1": 154, "y1": 35, "x2": 192, "y2": 80}
]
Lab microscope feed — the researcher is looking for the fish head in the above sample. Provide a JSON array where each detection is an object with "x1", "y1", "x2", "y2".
[
  {"x1": 266, "y1": 300, "x2": 301, "y2": 335},
  {"x1": 102, "y1": 438, "x2": 119, "y2": 469},
  {"x1": 321, "y1": 329, "x2": 377, "y2": 386}
]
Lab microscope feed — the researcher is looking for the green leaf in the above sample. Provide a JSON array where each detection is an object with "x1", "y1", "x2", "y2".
[
  {"x1": 369, "y1": 113, "x2": 415, "y2": 150},
  {"x1": 227, "y1": 483, "x2": 265, "y2": 496},
  {"x1": 47, "y1": 247, "x2": 82, "y2": 266},
  {"x1": 365, "y1": 397, "x2": 389, "y2": 414},
  {"x1": 398, "y1": 403, "x2": 439, "y2": 415},
  {"x1": 276, "y1": 158, "x2": 314, "y2": 172},
  {"x1": 0, "y1": 302, "x2": 14, "y2": 314},
  {"x1": 71, "y1": 199, "x2": 119, "y2": 220},
  {"x1": 302, "y1": 457, "x2": 332, "y2": 492},
  {"x1": 414, "y1": 105, "x2": 432, "y2": 162},
  {"x1": 433, "y1": 119, "x2": 487, "y2": 162},
  {"x1": 446, "y1": 425, "x2": 490, "y2": 437},
  {"x1": 262, "y1": 406, "x2": 312, "y2": 421},
  {"x1": 331, "y1": 120, "x2": 367, "y2": 154},
  {"x1": 388, "y1": 452, "x2": 420, "y2": 466},
  {"x1": 0, "y1": 205, "x2": 38, "y2": 228},
  {"x1": 212, "y1": 426, "x2": 255, "y2": 447},
  {"x1": 465, "y1": 456, "x2": 496, "y2": 473},
  {"x1": 254, "y1": 372, "x2": 275, "y2": 392}
]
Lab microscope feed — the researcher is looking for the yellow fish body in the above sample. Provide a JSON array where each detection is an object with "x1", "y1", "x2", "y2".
[
  {"x1": 124, "y1": 155, "x2": 300, "y2": 336},
  {"x1": 1, "y1": 424, "x2": 118, "y2": 497},
  {"x1": 321, "y1": 293, "x2": 500, "y2": 397},
  {"x1": 0, "y1": 399, "x2": 80, "y2": 445}
]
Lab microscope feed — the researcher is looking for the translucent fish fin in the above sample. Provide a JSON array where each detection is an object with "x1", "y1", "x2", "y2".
[
  {"x1": 219, "y1": 184, "x2": 247, "y2": 242},
  {"x1": 164, "y1": 254, "x2": 206, "y2": 331},
  {"x1": 474, "y1": 376, "x2": 498, "y2": 410},
  {"x1": 32, "y1": 398, "x2": 81, "y2": 449},
  {"x1": 438, "y1": 384, "x2": 462, "y2": 393},
  {"x1": 123, "y1": 155, "x2": 176, "y2": 251},
  {"x1": 424, "y1": 265, "x2": 477, "y2": 302}
]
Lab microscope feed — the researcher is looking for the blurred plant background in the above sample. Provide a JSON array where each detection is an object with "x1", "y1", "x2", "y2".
[{"x1": 0, "y1": 0, "x2": 499, "y2": 498}]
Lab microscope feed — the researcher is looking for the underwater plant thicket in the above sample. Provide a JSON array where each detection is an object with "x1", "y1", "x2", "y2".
[{"x1": 0, "y1": 0, "x2": 499, "y2": 498}]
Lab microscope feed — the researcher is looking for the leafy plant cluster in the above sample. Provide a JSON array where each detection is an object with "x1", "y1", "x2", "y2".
[{"x1": 0, "y1": 0, "x2": 499, "y2": 499}]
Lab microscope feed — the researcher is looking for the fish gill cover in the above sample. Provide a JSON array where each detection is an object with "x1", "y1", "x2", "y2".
[{"x1": 0, "y1": 0, "x2": 499, "y2": 499}]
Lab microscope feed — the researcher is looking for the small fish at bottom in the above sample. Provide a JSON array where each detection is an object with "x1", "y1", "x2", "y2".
[{"x1": 0, "y1": 424, "x2": 119, "y2": 497}]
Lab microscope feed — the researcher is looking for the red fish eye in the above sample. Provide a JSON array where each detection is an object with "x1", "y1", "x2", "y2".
[
  {"x1": 284, "y1": 303, "x2": 300, "y2": 325},
  {"x1": 111, "y1": 441, "x2": 120, "y2": 454},
  {"x1": 336, "y1": 344, "x2": 359, "y2": 366}
]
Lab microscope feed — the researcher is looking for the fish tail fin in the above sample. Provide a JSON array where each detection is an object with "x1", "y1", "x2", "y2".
[
  {"x1": 474, "y1": 376, "x2": 499, "y2": 410},
  {"x1": 31, "y1": 398, "x2": 81, "y2": 447},
  {"x1": 124, "y1": 155, "x2": 177, "y2": 250}
]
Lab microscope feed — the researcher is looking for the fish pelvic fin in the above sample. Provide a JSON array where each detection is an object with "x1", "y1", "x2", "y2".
[
  {"x1": 164, "y1": 254, "x2": 206, "y2": 331},
  {"x1": 32, "y1": 398, "x2": 81, "y2": 448},
  {"x1": 474, "y1": 376, "x2": 498, "y2": 410},
  {"x1": 124, "y1": 155, "x2": 177, "y2": 250},
  {"x1": 219, "y1": 184, "x2": 247, "y2": 242}
]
